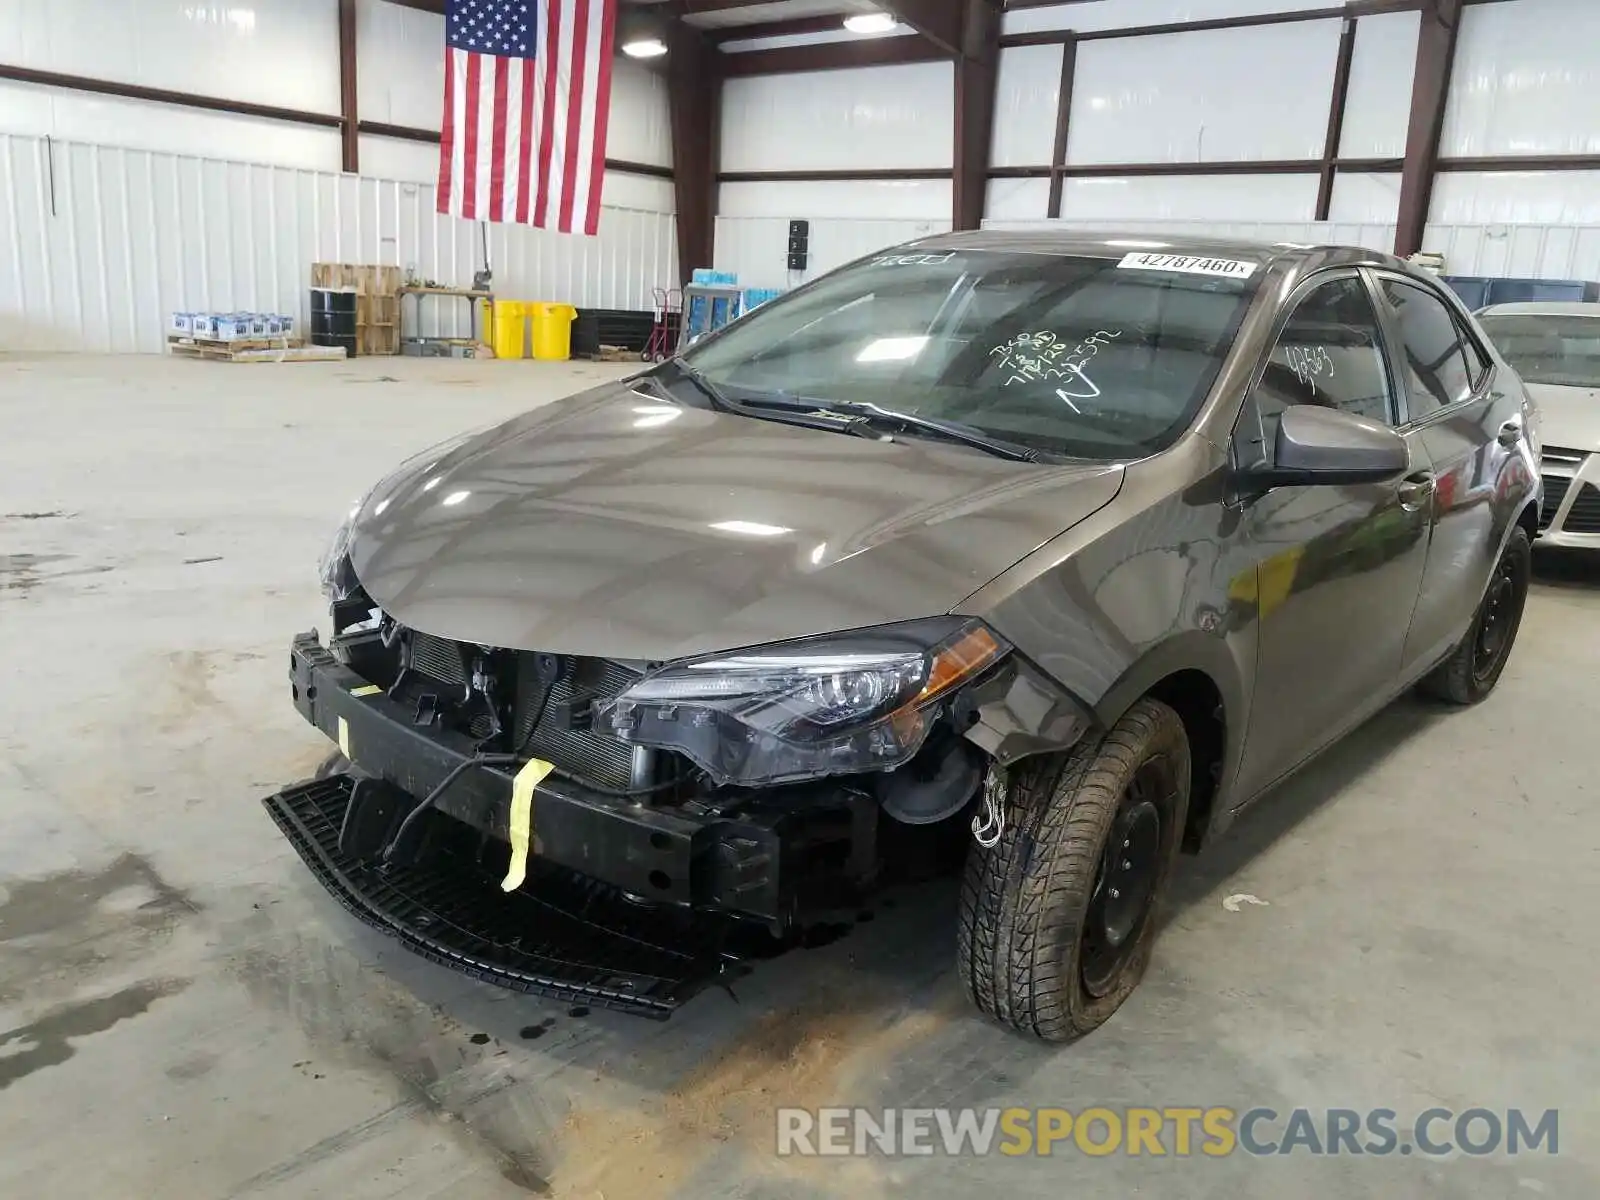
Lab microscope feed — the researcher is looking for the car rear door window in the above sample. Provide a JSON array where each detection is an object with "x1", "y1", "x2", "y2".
[
  {"x1": 1379, "y1": 278, "x2": 1479, "y2": 419},
  {"x1": 1236, "y1": 275, "x2": 1396, "y2": 469}
]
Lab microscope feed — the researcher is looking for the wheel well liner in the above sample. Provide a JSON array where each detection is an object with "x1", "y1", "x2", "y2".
[{"x1": 1092, "y1": 634, "x2": 1241, "y2": 853}]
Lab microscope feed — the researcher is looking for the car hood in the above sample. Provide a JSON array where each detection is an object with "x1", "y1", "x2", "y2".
[
  {"x1": 347, "y1": 381, "x2": 1123, "y2": 660},
  {"x1": 1526, "y1": 383, "x2": 1600, "y2": 451}
]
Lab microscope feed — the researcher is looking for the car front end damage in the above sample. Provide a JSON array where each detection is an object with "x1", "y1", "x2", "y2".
[{"x1": 264, "y1": 575, "x2": 1092, "y2": 1017}]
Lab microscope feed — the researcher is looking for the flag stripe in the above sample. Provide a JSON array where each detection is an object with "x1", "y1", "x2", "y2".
[
  {"x1": 557, "y1": 0, "x2": 589, "y2": 233},
  {"x1": 438, "y1": 49, "x2": 458, "y2": 213},
  {"x1": 582, "y1": 0, "x2": 614, "y2": 235},
  {"x1": 515, "y1": 53, "x2": 536, "y2": 223},
  {"x1": 438, "y1": 0, "x2": 613, "y2": 235},
  {"x1": 461, "y1": 51, "x2": 482, "y2": 220},
  {"x1": 489, "y1": 55, "x2": 510, "y2": 220}
]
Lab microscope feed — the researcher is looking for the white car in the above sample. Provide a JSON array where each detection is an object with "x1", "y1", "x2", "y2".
[{"x1": 1477, "y1": 301, "x2": 1600, "y2": 549}]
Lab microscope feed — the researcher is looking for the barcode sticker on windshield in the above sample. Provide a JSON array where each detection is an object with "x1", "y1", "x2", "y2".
[{"x1": 1117, "y1": 252, "x2": 1258, "y2": 279}]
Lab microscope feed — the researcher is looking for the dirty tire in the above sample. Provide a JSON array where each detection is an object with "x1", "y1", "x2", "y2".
[
  {"x1": 1418, "y1": 526, "x2": 1531, "y2": 706},
  {"x1": 958, "y1": 698, "x2": 1190, "y2": 1042}
]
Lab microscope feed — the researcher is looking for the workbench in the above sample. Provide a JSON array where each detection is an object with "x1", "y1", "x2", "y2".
[{"x1": 398, "y1": 286, "x2": 493, "y2": 356}]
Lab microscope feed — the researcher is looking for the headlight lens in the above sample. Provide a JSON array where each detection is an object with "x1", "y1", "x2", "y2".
[
  {"x1": 318, "y1": 496, "x2": 369, "y2": 603},
  {"x1": 599, "y1": 619, "x2": 1009, "y2": 786}
]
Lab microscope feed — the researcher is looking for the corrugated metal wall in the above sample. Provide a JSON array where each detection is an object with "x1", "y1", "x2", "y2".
[
  {"x1": 0, "y1": 132, "x2": 678, "y2": 353},
  {"x1": 981, "y1": 217, "x2": 1400, "y2": 252}
]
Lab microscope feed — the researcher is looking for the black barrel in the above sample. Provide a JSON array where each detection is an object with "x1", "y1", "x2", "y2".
[{"x1": 310, "y1": 287, "x2": 359, "y2": 357}]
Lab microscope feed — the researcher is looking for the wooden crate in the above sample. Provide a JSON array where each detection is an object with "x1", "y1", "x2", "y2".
[{"x1": 311, "y1": 262, "x2": 401, "y2": 355}]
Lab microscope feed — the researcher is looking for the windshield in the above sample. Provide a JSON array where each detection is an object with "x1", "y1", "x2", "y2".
[
  {"x1": 679, "y1": 248, "x2": 1260, "y2": 459},
  {"x1": 1478, "y1": 313, "x2": 1600, "y2": 389}
]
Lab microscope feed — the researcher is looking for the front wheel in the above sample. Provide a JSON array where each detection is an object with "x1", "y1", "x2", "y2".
[
  {"x1": 957, "y1": 698, "x2": 1190, "y2": 1042},
  {"x1": 1418, "y1": 526, "x2": 1531, "y2": 705}
]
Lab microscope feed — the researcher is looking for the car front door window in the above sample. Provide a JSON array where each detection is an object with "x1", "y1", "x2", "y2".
[{"x1": 1236, "y1": 275, "x2": 1397, "y2": 470}]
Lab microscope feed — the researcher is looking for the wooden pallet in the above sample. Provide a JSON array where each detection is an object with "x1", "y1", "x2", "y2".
[
  {"x1": 167, "y1": 335, "x2": 346, "y2": 363},
  {"x1": 312, "y1": 262, "x2": 402, "y2": 356}
]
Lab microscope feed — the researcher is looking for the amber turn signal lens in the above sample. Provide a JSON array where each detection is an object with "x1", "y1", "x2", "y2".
[{"x1": 886, "y1": 625, "x2": 1005, "y2": 739}]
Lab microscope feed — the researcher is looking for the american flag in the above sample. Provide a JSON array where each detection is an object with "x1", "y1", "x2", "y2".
[{"x1": 438, "y1": 0, "x2": 617, "y2": 235}]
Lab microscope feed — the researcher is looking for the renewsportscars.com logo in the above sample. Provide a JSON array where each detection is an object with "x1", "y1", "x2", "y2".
[{"x1": 775, "y1": 1106, "x2": 1560, "y2": 1159}]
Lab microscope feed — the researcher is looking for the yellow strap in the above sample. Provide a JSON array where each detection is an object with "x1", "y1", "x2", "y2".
[{"x1": 501, "y1": 758, "x2": 555, "y2": 893}]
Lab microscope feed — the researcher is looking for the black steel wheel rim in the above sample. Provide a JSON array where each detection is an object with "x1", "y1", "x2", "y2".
[
  {"x1": 1471, "y1": 548, "x2": 1522, "y2": 683},
  {"x1": 1080, "y1": 764, "x2": 1166, "y2": 998}
]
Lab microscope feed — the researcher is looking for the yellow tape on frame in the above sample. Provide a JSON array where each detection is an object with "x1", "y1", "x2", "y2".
[
  {"x1": 336, "y1": 716, "x2": 351, "y2": 758},
  {"x1": 501, "y1": 758, "x2": 555, "y2": 893}
]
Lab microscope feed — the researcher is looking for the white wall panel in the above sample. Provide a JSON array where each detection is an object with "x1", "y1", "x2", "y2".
[
  {"x1": 606, "y1": 60, "x2": 674, "y2": 169},
  {"x1": 1067, "y1": 22, "x2": 1340, "y2": 165},
  {"x1": 1004, "y1": 0, "x2": 1334, "y2": 37},
  {"x1": 1059, "y1": 173, "x2": 1320, "y2": 221},
  {"x1": 0, "y1": 81, "x2": 342, "y2": 172},
  {"x1": 981, "y1": 216, "x2": 1398, "y2": 256},
  {"x1": 720, "y1": 63, "x2": 955, "y2": 172},
  {"x1": 986, "y1": 177, "x2": 1052, "y2": 222},
  {"x1": 719, "y1": 178, "x2": 951, "y2": 220},
  {"x1": 1327, "y1": 171, "x2": 1401, "y2": 225},
  {"x1": 3, "y1": 0, "x2": 340, "y2": 113},
  {"x1": 356, "y1": 0, "x2": 444, "y2": 130},
  {"x1": 1421, "y1": 223, "x2": 1600, "y2": 281},
  {"x1": 0, "y1": 132, "x2": 676, "y2": 354},
  {"x1": 1430, "y1": 170, "x2": 1600, "y2": 225},
  {"x1": 357, "y1": 135, "x2": 439, "y2": 186},
  {"x1": 1338, "y1": 10, "x2": 1418, "y2": 160},
  {"x1": 991, "y1": 45, "x2": 1064, "y2": 168},
  {"x1": 714, "y1": 216, "x2": 949, "y2": 291},
  {"x1": 1442, "y1": 0, "x2": 1600, "y2": 158}
]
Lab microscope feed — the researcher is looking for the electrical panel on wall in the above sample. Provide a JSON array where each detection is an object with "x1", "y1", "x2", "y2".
[{"x1": 787, "y1": 219, "x2": 810, "y2": 272}]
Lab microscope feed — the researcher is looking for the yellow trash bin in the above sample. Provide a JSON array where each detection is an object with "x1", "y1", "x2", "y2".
[
  {"x1": 529, "y1": 302, "x2": 578, "y2": 361},
  {"x1": 491, "y1": 300, "x2": 527, "y2": 360}
]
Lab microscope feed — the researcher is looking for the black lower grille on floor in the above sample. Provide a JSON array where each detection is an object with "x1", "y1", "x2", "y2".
[
  {"x1": 263, "y1": 775, "x2": 744, "y2": 1017},
  {"x1": 1566, "y1": 482, "x2": 1600, "y2": 533},
  {"x1": 1541, "y1": 474, "x2": 1572, "y2": 528}
]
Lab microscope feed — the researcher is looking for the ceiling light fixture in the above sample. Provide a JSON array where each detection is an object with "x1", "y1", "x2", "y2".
[
  {"x1": 843, "y1": 12, "x2": 898, "y2": 34},
  {"x1": 621, "y1": 36, "x2": 668, "y2": 58}
]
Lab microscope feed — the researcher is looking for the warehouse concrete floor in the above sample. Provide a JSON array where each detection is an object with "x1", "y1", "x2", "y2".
[{"x1": 1, "y1": 353, "x2": 1596, "y2": 1199}]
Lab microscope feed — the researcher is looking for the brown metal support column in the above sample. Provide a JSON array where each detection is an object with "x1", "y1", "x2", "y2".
[
  {"x1": 1394, "y1": 0, "x2": 1463, "y2": 256},
  {"x1": 1314, "y1": 17, "x2": 1357, "y2": 221},
  {"x1": 339, "y1": 0, "x2": 360, "y2": 174},
  {"x1": 953, "y1": 0, "x2": 1001, "y2": 231},
  {"x1": 668, "y1": 24, "x2": 721, "y2": 284},
  {"x1": 1045, "y1": 35, "x2": 1077, "y2": 218}
]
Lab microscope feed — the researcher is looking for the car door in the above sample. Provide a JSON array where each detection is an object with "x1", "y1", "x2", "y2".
[
  {"x1": 1368, "y1": 272, "x2": 1511, "y2": 675},
  {"x1": 1228, "y1": 271, "x2": 1435, "y2": 800}
]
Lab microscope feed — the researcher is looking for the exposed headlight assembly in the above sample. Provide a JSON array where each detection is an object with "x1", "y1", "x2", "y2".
[
  {"x1": 599, "y1": 618, "x2": 1010, "y2": 786},
  {"x1": 317, "y1": 497, "x2": 367, "y2": 604}
]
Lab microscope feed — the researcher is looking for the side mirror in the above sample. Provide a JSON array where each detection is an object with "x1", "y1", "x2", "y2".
[{"x1": 1240, "y1": 404, "x2": 1410, "y2": 489}]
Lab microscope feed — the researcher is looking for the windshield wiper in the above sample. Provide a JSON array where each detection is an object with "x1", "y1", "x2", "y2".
[
  {"x1": 807, "y1": 400, "x2": 1041, "y2": 463},
  {"x1": 668, "y1": 358, "x2": 740, "y2": 412}
]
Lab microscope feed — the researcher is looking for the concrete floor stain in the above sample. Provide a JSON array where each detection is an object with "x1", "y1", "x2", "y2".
[{"x1": 0, "y1": 978, "x2": 191, "y2": 1090}]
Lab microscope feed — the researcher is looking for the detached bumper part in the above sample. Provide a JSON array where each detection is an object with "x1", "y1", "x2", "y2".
[
  {"x1": 265, "y1": 632, "x2": 877, "y2": 1013},
  {"x1": 264, "y1": 774, "x2": 738, "y2": 1017}
]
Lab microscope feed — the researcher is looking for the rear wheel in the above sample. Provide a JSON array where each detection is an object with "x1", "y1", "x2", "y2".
[
  {"x1": 1419, "y1": 526, "x2": 1531, "y2": 705},
  {"x1": 957, "y1": 698, "x2": 1190, "y2": 1041}
]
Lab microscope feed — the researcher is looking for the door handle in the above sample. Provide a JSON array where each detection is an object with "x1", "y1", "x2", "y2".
[
  {"x1": 1497, "y1": 420, "x2": 1523, "y2": 447},
  {"x1": 1398, "y1": 471, "x2": 1437, "y2": 511}
]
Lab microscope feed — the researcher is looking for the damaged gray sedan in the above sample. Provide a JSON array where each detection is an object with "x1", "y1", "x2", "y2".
[{"x1": 268, "y1": 232, "x2": 1540, "y2": 1040}]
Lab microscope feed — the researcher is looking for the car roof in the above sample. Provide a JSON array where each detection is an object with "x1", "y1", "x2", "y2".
[
  {"x1": 1476, "y1": 301, "x2": 1600, "y2": 318},
  {"x1": 912, "y1": 227, "x2": 1412, "y2": 272}
]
